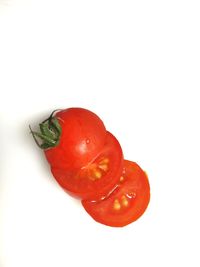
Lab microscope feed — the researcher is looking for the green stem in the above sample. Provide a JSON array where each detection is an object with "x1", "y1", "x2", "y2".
[{"x1": 29, "y1": 112, "x2": 62, "y2": 150}]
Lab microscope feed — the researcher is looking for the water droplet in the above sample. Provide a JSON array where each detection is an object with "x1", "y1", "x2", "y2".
[{"x1": 126, "y1": 192, "x2": 136, "y2": 199}]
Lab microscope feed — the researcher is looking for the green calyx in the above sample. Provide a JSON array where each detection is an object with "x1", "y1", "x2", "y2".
[{"x1": 29, "y1": 111, "x2": 62, "y2": 149}]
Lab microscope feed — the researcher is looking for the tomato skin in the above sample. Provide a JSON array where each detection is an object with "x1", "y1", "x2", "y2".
[
  {"x1": 82, "y1": 160, "x2": 150, "y2": 227},
  {"x1": 44, "y1": 108, "x2": 107, "y2": 170},
  {"x1": 51, "y1": 132, "x2": 124, "y2": 200}
]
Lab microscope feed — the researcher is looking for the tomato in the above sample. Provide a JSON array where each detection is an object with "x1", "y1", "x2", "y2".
[
  {"x1": 30, "y1": 107, "x2": 151, "y2": 227},
  {"x1": 51, "y1": 131, "x2": 123, "y2": 200},
  {"x1": 82, "y1": 160, "x2": 150, "y2": 227},
  {"x1": 45, "y1": 108, "x2": 107, "y2": 170},
  {"x1": 30, "y1": 108, "x2": 107, "y2": 170}
]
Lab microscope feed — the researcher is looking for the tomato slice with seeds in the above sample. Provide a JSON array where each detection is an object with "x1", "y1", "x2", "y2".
[
  {"x1": 82, "y1": 160, "x2": 150, "y2": 227},
  {"x1": 51, "y1": 132, "x2": 123, "y2": 200}
]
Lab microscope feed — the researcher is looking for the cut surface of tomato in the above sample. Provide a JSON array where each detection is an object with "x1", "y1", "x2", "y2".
[
  {"x1": 82, "y1": 160, "x2": 150, "y2": 227},
  {"x1": 51, "y1": 132, "x2": 123, "y2": 200}
]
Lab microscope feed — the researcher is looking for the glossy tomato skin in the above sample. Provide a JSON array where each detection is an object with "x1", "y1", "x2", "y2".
[
  {"x1": 44, "y1": 108, "x2": 107, "y2": 171},
  {"x1": 82, "y1": 160, "x2": 150, "y2": 227},
  {"x1": 51, "y1": 132, "x2": 123, "y2": 200}
]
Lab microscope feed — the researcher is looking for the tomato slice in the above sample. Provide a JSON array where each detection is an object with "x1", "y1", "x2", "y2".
[
  {"x1": 44, "y1": 108, "x2": 107, "y2": 170},
  {"x1": 82, "y1": 160, "x2": 150, "y2": 227},
  {"x1": 51, "y1": 131, "x2": 123, "y2": 200}
]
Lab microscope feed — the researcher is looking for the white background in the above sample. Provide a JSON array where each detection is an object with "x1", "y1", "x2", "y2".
[{"x1": 0, "y1": 1, "x2": 200, "y2": 266}]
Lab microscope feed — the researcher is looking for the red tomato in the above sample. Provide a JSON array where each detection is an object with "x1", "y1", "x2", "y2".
[
  {"x1": 43, "y1": 108, "x2": 107, "y2": 170},
  {"x1": 82, "y1": 160, "x2": 150, "y2": 227},
  {"x1": 51, "y1": 132, "x2": 123, "y2": 200}
]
